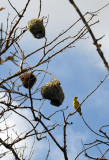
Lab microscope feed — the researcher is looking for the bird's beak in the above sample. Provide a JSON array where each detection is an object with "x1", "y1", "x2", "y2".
[{"x1": 75, "y1": 97, "x2": 78, "y2": 99}]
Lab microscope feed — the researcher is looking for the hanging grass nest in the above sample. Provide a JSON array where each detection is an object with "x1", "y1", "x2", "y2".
[
  {"x1": 41, "y1": 78, "x2": 65, "y2": 106},
  {"x1": 28, "y1": 18, "x2": 45, "y2": 39},
  {"x1": 20, "y1": 72, "x2": 37, "y2": 89}
]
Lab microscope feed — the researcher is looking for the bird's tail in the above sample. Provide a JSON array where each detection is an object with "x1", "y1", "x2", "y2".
[{"x1": 77, "y1": 108, "x2": 82, "y2": 116}]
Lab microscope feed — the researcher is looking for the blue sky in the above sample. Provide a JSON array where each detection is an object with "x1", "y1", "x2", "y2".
[{"x1": 1, "y1": 0, "x2": 109, "y2": 160}]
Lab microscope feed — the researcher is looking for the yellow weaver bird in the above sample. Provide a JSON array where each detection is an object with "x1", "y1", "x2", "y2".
[{"x1": 73, "y1": 97, "x2": 82, "y2": 116}]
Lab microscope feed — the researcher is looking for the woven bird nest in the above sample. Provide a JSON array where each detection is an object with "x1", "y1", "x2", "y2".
[
  {"x1": 28, "y1": 19, "x2": 45, "y2": 39},
  {"x1": 20, "y1": 72, "x2": 36, "y2": 89},
  {"x1": 41, "y1": 78, "x2": 64, "y2": 106}
]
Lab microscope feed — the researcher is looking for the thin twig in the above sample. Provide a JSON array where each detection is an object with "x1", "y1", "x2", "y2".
[
  {"x1": 69, "y1": 0, "x2": 109, "y2": 71},
  {"x1": 38, "y1": 0, "x2": 42, "y2": 18},
  {"x1": 8, "y1": 0, "x2": 22, "y2": 17}
]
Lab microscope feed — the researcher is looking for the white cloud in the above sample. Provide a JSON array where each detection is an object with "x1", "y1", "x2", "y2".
[
  {"x1": 47, "y1": 128, "x2": 88, "y2": 160},
  {"x1": 67, "y1": 128, "x2": 88, "y2": 160},
  {"x1": 0, "y1": 101, "x2": 34, "y2": 159},
  {"x1": 0, "y1": 1, "x2": 109, "y2": 160}
]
